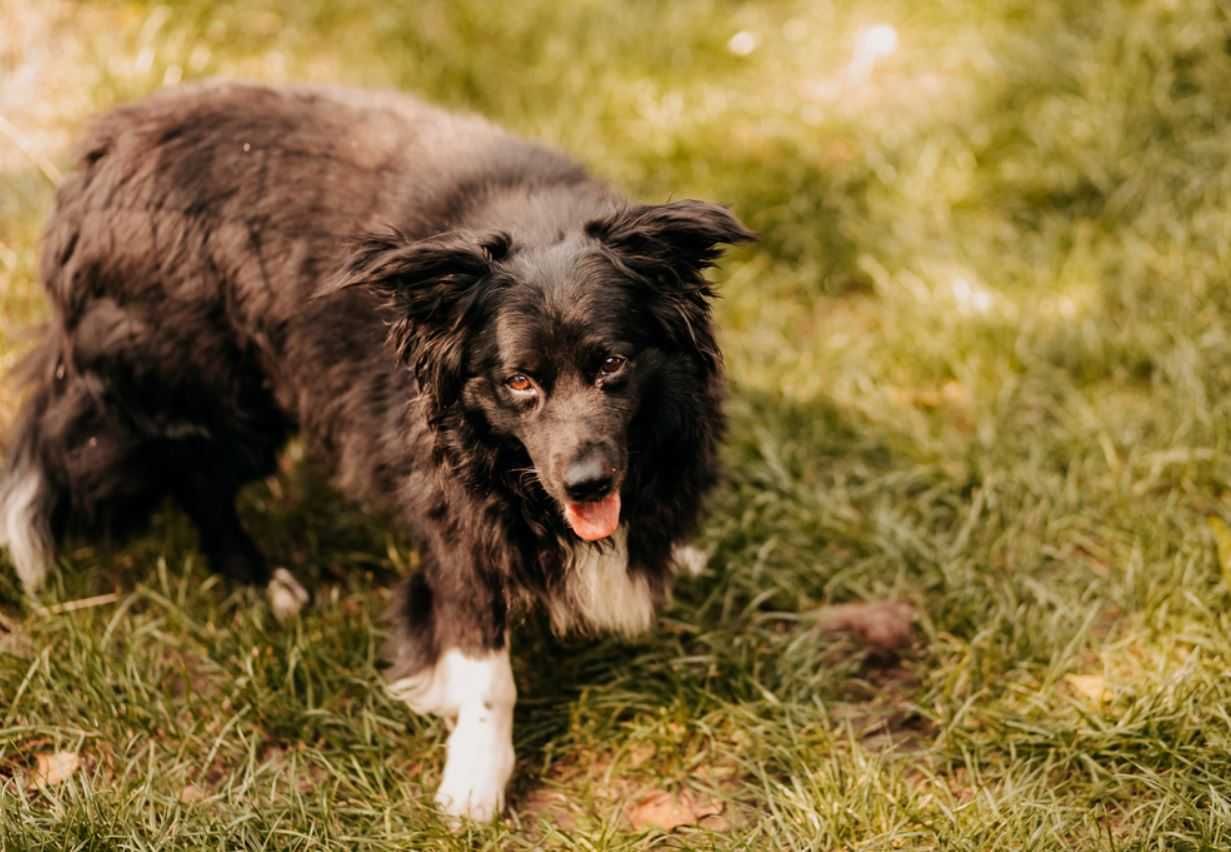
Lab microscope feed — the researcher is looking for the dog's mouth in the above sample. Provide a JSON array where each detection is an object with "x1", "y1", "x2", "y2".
[{"x1": 563, "y1": 492, "x2": 621, "y2": 542}]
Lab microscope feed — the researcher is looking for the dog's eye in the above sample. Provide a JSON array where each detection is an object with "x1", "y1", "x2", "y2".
[
  {"x1": 598, "y1": 355, "x2": 627, "y2": 376},
  {"x1": 506, "y1": 374, "x2": 534, "y2": 392}
]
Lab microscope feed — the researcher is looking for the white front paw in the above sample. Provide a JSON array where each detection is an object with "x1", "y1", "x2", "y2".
[
  {"x1": 434, "y1": 723, "x2": 515, "y2": 823},
  {"x1": 434, "y1": 779, "x2": 505, "y2": 823}
]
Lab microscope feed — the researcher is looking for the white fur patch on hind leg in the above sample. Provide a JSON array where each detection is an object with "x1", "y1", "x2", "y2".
[
  {"x1": 388, "y1": 647, "x2": 517, "y2": 823},
  {"x1": 266, "y1": 568, "x2": 309, "y2": 621},
  {"x1": 1, "y1": 468, "x2": 53, "y2": 593}
]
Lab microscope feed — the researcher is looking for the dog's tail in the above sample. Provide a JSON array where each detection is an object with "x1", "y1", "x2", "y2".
[{"x1": 1, "y1": 336, "x2": 66, "y2": 592}]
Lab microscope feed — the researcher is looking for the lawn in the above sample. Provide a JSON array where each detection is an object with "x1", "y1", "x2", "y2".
[{"x1": 4, "y1": 0, "x2": 1231, "y2": 848}]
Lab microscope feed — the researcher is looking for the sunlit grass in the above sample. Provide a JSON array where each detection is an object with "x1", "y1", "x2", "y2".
[{"x1": 4, "y1": 0, "x2": 1231, "y2": 848}]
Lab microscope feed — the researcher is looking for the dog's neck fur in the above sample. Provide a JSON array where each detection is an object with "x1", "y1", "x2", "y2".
[{"x1": 548, "y1": 526, "x2": 655, "y2": 637}]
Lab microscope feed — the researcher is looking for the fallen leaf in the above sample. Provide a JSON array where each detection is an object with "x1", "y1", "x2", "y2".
[
  {"x1": 30, "y1": 751, "x2": 80, "y2": 787},
  {"x1": 696, "y1": 763, "x2": 737, "y2": 783},
  {"x1": 1066, "y1": 673, "x2": 1110, "y2": 705},
  {"x1": 0, "y1": 624, "x2": 33, "y2": 659},
  {"x1": 520, "y1": 787, "x2": 578, "y2": 830},
  {"x1": 179, "y1": 784, "x2": 206, "y2": 804},
  {"x1": 626, "y1": 789, "x2": 723, "y2": 832},
  {"x1": 625, "y1": 743, "x2": 656, "y2": 768},
  {"x1": 814, "y1": 600, "x2": 916, "y2": 651},
  {"x1": 889, "y1": 382, "x2": 970, "y2": 411}
]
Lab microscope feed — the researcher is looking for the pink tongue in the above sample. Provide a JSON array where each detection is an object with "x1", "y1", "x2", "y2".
[{"x1": 564, "y1": 492, "x2": 621, "y2": 541}]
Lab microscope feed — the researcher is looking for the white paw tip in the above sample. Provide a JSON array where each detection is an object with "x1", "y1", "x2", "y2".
[
  {"x1": 266, "y1": 568, "x2": 309, "y2": 621},
  {"x1": 435, "y1": 786, "x2": 505, "y2": 824},
  {"x1": 672, "y1": 544, "x2": 709, "y2": 578},
  {"x1": 433, "y1": 733, "x2": 515, "y2": 826}
]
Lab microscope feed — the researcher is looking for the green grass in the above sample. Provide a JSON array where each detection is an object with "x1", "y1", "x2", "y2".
[{"x1": 5, "y1": 0, "x2": 1231, "y2": 847}]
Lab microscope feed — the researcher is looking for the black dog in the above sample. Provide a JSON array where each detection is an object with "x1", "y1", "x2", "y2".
[{"x1": 0, "y1": 82, "x2": 752, "y2": 820}]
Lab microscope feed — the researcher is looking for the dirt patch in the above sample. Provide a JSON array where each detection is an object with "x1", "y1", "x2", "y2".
[
  {"x1": 625, "y1": 788, "x2": 723, "y2": 832},
  {"x1": 814, "y1": 599, "x2": 916, "y2": 652}
]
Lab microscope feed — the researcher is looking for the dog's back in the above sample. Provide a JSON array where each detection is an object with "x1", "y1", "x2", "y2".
[
  {"x1": 0, "y1": 82, "x2": 591, "y2": 589},
  {"x1": 42, "y1": 82, "x2": 572, "y2": 374}
]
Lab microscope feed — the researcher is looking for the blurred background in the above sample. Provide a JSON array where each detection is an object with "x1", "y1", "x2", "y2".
[{"x1": 5, "y1": 1, "x2": 1231, "y2": 848}]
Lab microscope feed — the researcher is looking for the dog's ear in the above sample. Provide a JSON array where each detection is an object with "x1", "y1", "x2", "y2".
[
  {"x1": 586, "y1": 200, "x2": 755, "y2": 367},
  {"x1": 327, "y1": 228, "x2": 511, "y2": 411},
  {"x1": 586, "y1": 200, "x2": 756, "y2": 278}
]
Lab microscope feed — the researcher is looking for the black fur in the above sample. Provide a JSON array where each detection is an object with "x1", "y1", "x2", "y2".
[{"x1": 2, "y1": 81, "x2": 752, "y2": 691}]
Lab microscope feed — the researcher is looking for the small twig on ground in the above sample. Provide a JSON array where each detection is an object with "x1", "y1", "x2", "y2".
[{"x1": 34, "y1": 591, "x2": 121, "y2": 617}]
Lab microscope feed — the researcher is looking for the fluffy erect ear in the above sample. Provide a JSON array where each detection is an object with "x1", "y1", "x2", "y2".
[
  {"x1": 327, "y1": 228, "x2": 512, "y2": 411},
  {"x1": 586, "y1": 199, "x2": 756, "y2": 277},
  {"x1": 586, "y1": 200, "x2": 755, "y2": 367}
]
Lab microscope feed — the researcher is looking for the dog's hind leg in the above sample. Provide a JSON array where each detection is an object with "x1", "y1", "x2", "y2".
[
  {"x1": 0, "y1": 452, "x2": 56, "y2": 592},
  {"x1": 1, "y1": 367, "x2": 64, "y2": 593},
  {"x1": 172, "y1": 467, "x2": 307, "y2": 620},
  {"x1": 173, "y1": 471, "x2": 268, "y2": 584}
]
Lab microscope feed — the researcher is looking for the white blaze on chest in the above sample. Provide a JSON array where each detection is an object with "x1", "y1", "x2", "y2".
[{"x1": 549, "y1": 526, "x2": 656, "y2": 637}]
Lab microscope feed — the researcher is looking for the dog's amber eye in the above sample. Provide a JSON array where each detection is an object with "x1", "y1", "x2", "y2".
[
  {"x1": 506, "y1": 374, "x2": 533, "y2": 392},
  {"x1": 599, "y1": 355, "x2": 627, "y2": 375}
]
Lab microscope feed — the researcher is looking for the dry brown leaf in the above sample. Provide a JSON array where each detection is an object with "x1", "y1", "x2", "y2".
[
  {"x1": 30, "y1": 751, "x2": 80, "y2": 787},
  {"x1": 626, "y1": 789, "x2": 723, "y2": 832},
  {"x1": 889, "y1": 381, "x2": 970, "y2": 410},
  {"x1": 625, "y1": 743, "x2": 656, "y2": 768},
  {"x1": 0, "y1": 625, "x2": 34, "y2": 659},
  {"x1": 815, "y1": 600, "x2": 916, "y2": 651},
  {"x1": 696, "y1": 763, "x2": 738, "y2": 783},
  {"x1": 520, "y1": 787, "x2": 578, "y2": 829},
  {"x1": 1066, "y1": 674, "x2": 1110, "y2": 705}
]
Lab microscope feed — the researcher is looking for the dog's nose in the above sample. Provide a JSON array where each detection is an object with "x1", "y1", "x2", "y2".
[{"x1": 563, "y1": 455, "x2": 615, "y2": 503}]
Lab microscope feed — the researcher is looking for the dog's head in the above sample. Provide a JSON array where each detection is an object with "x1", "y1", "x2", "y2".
[{"x1": 331, "y1": 200, "x2": 754, "y2": 541}]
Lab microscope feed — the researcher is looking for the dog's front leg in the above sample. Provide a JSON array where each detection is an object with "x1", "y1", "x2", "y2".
[
  {"x1": 385, "y1": 569, "x2": 515, "y2": 823},
  {"x1": 431, "y1": 643, "x2": 516, "y2": 822}
]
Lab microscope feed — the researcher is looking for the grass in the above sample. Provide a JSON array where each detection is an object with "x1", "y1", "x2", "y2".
[{"x1": 4, "y1": 0, "x2": 1231, "y2": 847}]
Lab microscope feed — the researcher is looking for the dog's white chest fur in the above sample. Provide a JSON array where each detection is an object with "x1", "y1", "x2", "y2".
[{"x1": 549, "y1": 526, "x2": 655, "y2": 637}]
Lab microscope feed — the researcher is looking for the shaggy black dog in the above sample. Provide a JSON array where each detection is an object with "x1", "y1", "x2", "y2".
[{"x1": 0, "y1": 82, "x2": 752, "y2": 820}]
